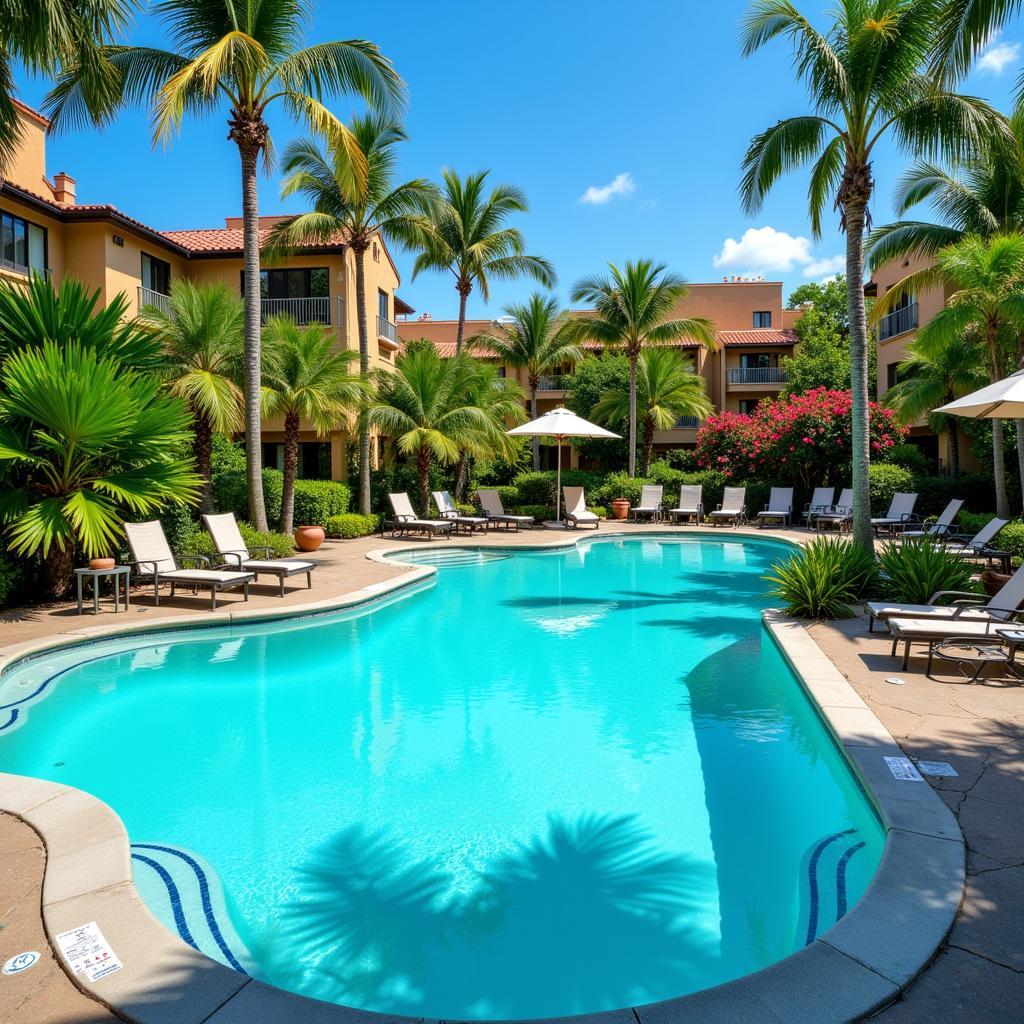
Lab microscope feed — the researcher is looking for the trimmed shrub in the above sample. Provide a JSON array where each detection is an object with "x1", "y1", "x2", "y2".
[
  {"x1": 181, "y1": 522, "x2": 295, "y2": 560},
  {"x1": 325, "y1": 513, "x2": 381, "y2": 539},
  {"x1": 999, "y1": 521, "x2": 1024, "y2": 563},
  {"x1": 161, "y1": 503, "x2": 200, "y2": 554},
  {"x1": 913, "y1": 473, "x2": 1004, "y2": 519},
  {"x1": 0, "y1": 552, "x2": 26, "y2": 609},
  {"x1": 292, "y1": 480, "x2": 350, "y2": 526},
  {"x1": 515, "y1": 504, "x2": 553, "y2": 522},
  {"x1": 512, "y1": 470, "x2": 602, "y2": 506},
  {"x1": 877, "y1": 538, "x2": 979, "y2": 604},
  {"x1": 957, "y1": 510, "x2": 997, "y2": 538},
  {"x1": 213, "y1": 467, "x2": 284, "y2": 526},
  {"x1": 765, "y1": 537, "x2": 879, "y2": 619},
  {"x1": 885, "y1": 443, "x2": 930, "y2": 475},
  {"x1": 470, "y1": 484, "x2": 518, "y2": 512},
  {"x1": 868, "y1": 463, "x2": 915, "y2": 516}
]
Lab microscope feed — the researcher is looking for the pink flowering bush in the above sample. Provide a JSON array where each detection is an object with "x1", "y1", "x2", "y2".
[{"x1": 695, "y1": 389, "x2": 906, "y2": 488}]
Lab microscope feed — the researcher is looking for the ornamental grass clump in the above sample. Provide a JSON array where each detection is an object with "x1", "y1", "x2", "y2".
[
  {"x1": 876, "y1": 538, "x2": 979, "y2": 605},
  {"x1": 765, "y1": 537, "x2": 878, "y2": 619}
]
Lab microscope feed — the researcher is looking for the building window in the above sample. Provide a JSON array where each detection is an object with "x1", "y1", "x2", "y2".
[
  {"x1": 1, "y1": 208, "x2": 47, "y2": 276},
  {"x1": 753, "y1": 311, "x2": 772, "y2": 328},
  {"x1": 739, "y1": 399, "x2": 761, "y2": 415},
  {"x1": 141, "y1": 252, "x2": 171, "y2": 294},
  {"x1": 372, "y1": 242, "x2": 380, "y2": 262},
  {"x1": 242, "y1": 267, "x2": 329, "y2": 299},
  {"x1": 261, "y1": 442, "x2": 332, "y2": 479},
  {"x1": 378, "y1": 289, "x2": 389, "y2": 321},
  {"x1": 739, "y1": 351, "x2": 778, "y2": 369},
  {"x1": 496, "y1": 366, "x2": 506, "y2": 378},
  {"x1": 878, "y1": 291, "x2": 918, "y2": 341}
]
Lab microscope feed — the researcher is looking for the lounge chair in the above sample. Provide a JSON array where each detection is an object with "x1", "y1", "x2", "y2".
[
  {"x1": 867, "y1": 562, "x2": 1024, "y2": 632},
  {"x1": 432, "y1": 491, "x2": 488, "y2": 534},
  {"x1": 125, "y1": 520, "x2": 254, "y2": 610},
  {"x1": 668, "y1": 485, "x2": 703, "y2": 524},
  {"x1": 477, "y1": 488, "x2": 535, "y2": 531},
  {"x1": 564, "y1": 486, "x2": 600, "y2": 529},
  {"x1": 202, "y1": 512, "x2": 315, "y2": 597},
  {"x1": 871, "y1": 492, "x2": 919, "y2": 536},
  {"x1": 942, "y1": 518, "x2": 1008, "y2": 562},
  {"x1": 803, "y1": 486, "x2": 836, "y2": 528},
  {"x1": 709, "y1": 487, "x2": 746, "y2": 526},
  {"x1": 631, "y1": 485, "x2": 664, "y2": 523},
  {"x1": 382, "y1": 493, "x2": 453, "y2": 539},
  {"x1": 887, "y1": 614, "x2": 1024, "y2": 672},
  {"x1": 813, "y1": 488, "x2": 854, "y2": 532},
  {"x1": 900, "y1": 498, "x2": 964, "y2": 540},
  {"x1": 756, "y1": 487, "x2": 794, "y2": 528}
]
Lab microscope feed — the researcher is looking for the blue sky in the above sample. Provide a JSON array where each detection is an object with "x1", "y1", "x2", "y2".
[{"x1": 15, "y1": 1, "x2": 1023, "y2": 320}]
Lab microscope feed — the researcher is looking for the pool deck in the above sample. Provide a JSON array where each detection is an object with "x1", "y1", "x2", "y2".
[{"x1": 0, "y1": 523, "x2": 1016, "y2": 1023}]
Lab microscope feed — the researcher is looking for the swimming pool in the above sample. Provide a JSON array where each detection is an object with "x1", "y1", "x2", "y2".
[{"x1": 0, "y1": 535, "x2": 883, "y2": 1019}]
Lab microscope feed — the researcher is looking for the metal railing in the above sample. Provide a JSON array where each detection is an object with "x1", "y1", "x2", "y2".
[
  {"x1": 260, "y1": 296, "x2": 330, "y2": 325},
  {"x1": 673, "y1": 415, "x2": 701, "y2": 429},
  {"x1": 878, "y1": 302, "x2": 918, "y2": 341},
  {"x1": 138, "y1": 286, "x2": 171, "y2": 315},
  {"x1": 538, "y1": 374, "x2": 568, "y2": 391},
  {"x1": 377, "y1": 315, "x2": 398, "y2": 344},
  {"x1": 727, "y1": 366, "x2": 788, "y2": 385}
]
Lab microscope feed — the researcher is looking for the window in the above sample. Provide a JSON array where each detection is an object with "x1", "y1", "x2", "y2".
[
  {"x1": 739, "y1": 399, "x2": 761, "y2": 415},
  {"x1": 1, "y1": 209, "x2": 47, "y2": 276},
  {"x1": 242, "y1": 267, "x2": 329, "y2": 299},
  {"x1": 141, "y1": 252, "x2": 171, "y2": 294},
  {"x1": 739, "y1": 352, "x2": 778, "y2": 369},
  {"x1": 261, "y1": 442, "x2": 332, "y2": 479},
  {"x1": 886, "y1": 362, "x2": 915, "y2": 392},
  {"x1": 378, "y1": 289, "x2": 389, "y2": 322},
  {"x1": 753, "y1": 311, "x2": 772, "y2": 328}
]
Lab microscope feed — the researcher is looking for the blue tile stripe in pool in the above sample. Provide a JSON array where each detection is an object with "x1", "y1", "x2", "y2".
[{"x1": 803, "y1": 829, "x2": 865, "y2": 945}]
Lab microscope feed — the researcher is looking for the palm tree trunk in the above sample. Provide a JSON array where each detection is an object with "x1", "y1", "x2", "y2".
[
  {"x1": 627, "y1": 351, "x2": 638, "y2": 477},
  {"x1": 454, "y1": 452, "x2": 470, "y2": 501},
  {"x1": 455, "y1": 285, "x2": 469, "y2": 355},
  {"x1": 641, "y1": 415, "x2": 654, "y2": 476},
  {"x1": 987, "y1": 332, "x2": 1010, "y2": 519},
  {"x1": 237, "y1": 140, "x2": 268, "y2": 532},
  {"x1": 530, "y1": 384, "x2": 539, "y2": 469},
  {"x1": 42, "y1": 542, "x2": 74, "y2": 601},
  {"x1": 416, "y1": 447, "x2": 431, "y2": 516},
  {"x1": 280, "y1": 410, "x2": 300, "y2": 535},
  {"x1": 1016, "y1": 422, "x2": 1024, "y2": 513},
  {"x1": 948, "y1": 423, "x2": 960, "y2": 478},
  {"x1": 354, "y1": 245, "x2": 372, "y2": 516},
  {"x1": 192, "y1": 407, "x2": 214, "y2": 514}
]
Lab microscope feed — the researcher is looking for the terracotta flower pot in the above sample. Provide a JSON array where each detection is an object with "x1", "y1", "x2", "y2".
[
  {"x1": 89, "y1": 557, "x2": 115, "y2": 570},
  {"x1": 610, "y1": 498, "x2": 631, "y2": 521},
  {"x1": 294, "y1": 525, "x2": 325, "y2": 552}
]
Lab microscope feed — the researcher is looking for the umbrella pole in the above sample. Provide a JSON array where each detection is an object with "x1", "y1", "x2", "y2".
[{"x1": 556, "y1": 435, "x2": 563, "y2": 523}]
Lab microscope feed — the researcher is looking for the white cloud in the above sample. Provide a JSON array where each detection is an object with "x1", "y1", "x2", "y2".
[
  {"x1": 579, "y1": 172, "x2": 636, "y2": 205},
  {"x1": 713, "y1": 226, "x2": 813, "y2": 273},
  {"x1": 803, "y1": 254, "x2": 845, "y2": 277},
  {"x1": 978, "y1": 33, "x2": 1021, "y2": 74}
]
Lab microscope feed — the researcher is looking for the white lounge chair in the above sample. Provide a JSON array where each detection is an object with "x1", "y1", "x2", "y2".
[
  {"x1": 433, "y1": 490, "x2": 488, "y2": 534},
  {"x1": 631, "y1": 485, "x2": 664, "y2": 523},
  {"x1": 709, "y1": 486, "x2": 746, "y2": 526},
  {"x1": 125, "y1": 520, "x2": 254, "y2": 610},
  {"x1": 757, "y1": 487, "x2": 794, "y2": 528},
  {"x1": 901, "y1": 498, "x2": 963, "y2": 540},
  {"x1": 887, "y1": 613, "x2": 1024, "y2": 672},
  {"x1": 383, "y1": 493, "x2": 453, "y2": 539},
  {"x1": 668, "y1": 484, "x2": 703, "y2": 524},
  {"x1": 942, "y1": 518, "x2": 1008, "y2": 561},
  {"x1": 477, "y1": 489, "x2": 534, "y2": 531},
  {"x1": 564, "y1": 486, "x2": 600, "y2": 529},
  {"x1": 813, "y1": 487, "x2": 854, "y2": 532},
  {"x1": 871, "y1": 492, "x2": 919, "y2": 535},
  {"x1": 203, "y1": 512, "x2": 315, "y2": 597},
  {"x1": 803, "y1": 486, "x2": 836, "y2": 528}
]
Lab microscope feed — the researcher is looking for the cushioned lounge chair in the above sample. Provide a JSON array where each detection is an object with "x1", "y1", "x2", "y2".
[
  {"x1": 803, "y1": 486, "x2": 836, "y2": 528},
  {"x1": 477, "y1": 489, "x2": 534, "y2": 531},
  {"x1": 900, "y1": 498, "x2": 964, "y2": 540},
  {"x1": 382, "y1": 493, "x2": 453, "y2": 539},
  {"x1": 887, "y1": 614, "x2": 1024, "y2": 672},
  {"x1": 125, "y1": 520, "x2": 254, "y2": 610},
  {"x1": 942, "y1": 518, "x2": 1008, "y2": 561},
  {"x1": 203, "y1": 512, "x2": 315, "y2": 597},
  {"x1": 709, "y1": 486, "x2": 746, "y2": 527},
  {"x1": 564, "y1": 486, "x2": 600, "y2": 529},
  {"x1": 871, "y1": 492, "x2": 919, "y2": 535},
  {"x1": 668, "y1": 484, "x2": 703, "y2": 524},
  {"x1": 756, "y1": 487, "x2": 794, "y2": 528},
  {"x1": 813, "y1": 487, "x2": 853, "y2": 532},
  {"x1": 631, "y1": 485, "x2": 664, "y2": 523},
  {"x1": 433, "y1": 490, "x2": 488, "y2": 534}
]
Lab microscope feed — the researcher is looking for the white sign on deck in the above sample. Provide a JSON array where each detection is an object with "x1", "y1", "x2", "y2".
[
  {"x1": 56, "y1": 922, "x2": 122, "y2": 982},
  {"x1": 884, "y1": 756, "x2": 924, "y2": 782},
  {"x1": 917, "y1": 760, "x2": 959, "y2": 778}
]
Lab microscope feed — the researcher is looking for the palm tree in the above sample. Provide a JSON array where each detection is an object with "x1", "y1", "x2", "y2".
[
  {"x1": 262, "y1": 316, "x2": 365, "y2": 535},
  {"x1": 412, "y1": 169, "x2": 556, "y2": 353},
  {"x1": 467, "y1": 295, "x2": 582, "y2": 469},
  {"x1": 265, "y1": 116, "x2": 435, "y2": 516},
  {"x1": 885, "y1": 334, "x2": 989, "y2": 476},
  {"x1": 139, "y1": 280, "x2": 244, "y2": 512},
  {"x1": 366, "y1": 346, "x2": 523, "y2": 515},
  {"x1": 739, "y1": 0, "x2": 1007, "y2": 548},
  {"x1": 871, "y1": 233, "x2": 1024, "y2": 517},
  {"x1": 46, "y1": 0, "x2": 405, "y2": 532},
  {"x1": 566, "y1": 259, "x2": 716, "y2": 477},
  {"x1": 592, "y1": 347, "x2": 713, "y2": 476}
]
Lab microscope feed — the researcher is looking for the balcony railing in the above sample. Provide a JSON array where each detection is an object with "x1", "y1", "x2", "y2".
[
  {"x1": 261, "y1": 296, "x2": 330, "y2": 325},
  {"x1": 538, "y1": 374, "x2": 568, "y2": 391},
  {"x1": 727, "y1": 366, "x2": 788, "y2": 385},
  {"x1": 138, "y1": 286, "x2": 171, "y2": 315},
  {"x1": 673, "y1": 415, "x2": 701, "y2": 429},
  {"x1": 377, "y1": 315, "x2": 398, "y2": 344},
  {"x1": 878, "y1": 301, "x2": 918, "y2": 341}
]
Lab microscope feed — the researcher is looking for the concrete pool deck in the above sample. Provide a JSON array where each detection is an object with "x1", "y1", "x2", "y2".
[{"x1": 0, "y1": 524, "x2": 1010, "y2": 1022}]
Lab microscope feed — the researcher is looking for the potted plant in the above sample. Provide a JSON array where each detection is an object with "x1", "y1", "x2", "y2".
[
  {"x1": 294, "y1": 525, "x2": 325, "y2": 552},
  {"x1": 611, "y1": 497, "x2": 630, "y2": 520}
]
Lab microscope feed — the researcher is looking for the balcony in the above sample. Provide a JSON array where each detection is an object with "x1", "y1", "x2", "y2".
[
  {"x1": 138, "y1": 286, "x2": 170, "y2": 315},
  {"x1": 377, "y1": 315, "x2": 399, "y2": 347},
  {"x1": 538, "y1": 374, "x2": 568, "y2": 391},
  {"x1": 673, "y1": 415, "x2": 701, "y2": 429},
  {"x1": 727, "y1": 366, "x2": 788, "y2": 386},
  {"x1": 878, "y1": 301, "x2": 918, "y2": 341},
  {"x1": 260, "y1": 296, "x2": 331, "y2": 325}
]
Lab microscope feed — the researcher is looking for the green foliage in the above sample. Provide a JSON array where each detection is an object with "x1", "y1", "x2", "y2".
[
  {"x1": 868, "y1": 463, "x2": 916, "y2": 516},
  {"x1": 214, "y1": 468, "x2": 284, "y2": 526},
  {"x1": 470, "y1": 484, "x2": 518, "y2": 512},
  {"x1": 292, "y1": 480, "x2": 351, "y2": 527},
  {"x1": 181, "y1": 522, "x2": 295, "y2": 561},
  {"x1": 325, "y1": 513, "x2": 381, "y2": 539},
  {"x1": 877, "y1": 538, "x2": 979, "y2": 604},
  {"x1": 765, "y1": 538, "x2": 879, "y2": 619},
  {"x1": 211, "y1": 435, "x2": 246, "y2": 477},
  {"x1": 998, "y1": 522, "x2": 1024, "y2": 563},
  {"x1": 0, "y1": 549, "x2": 26, "y2": 608},
  {"x1": 885, "y1": 443, "x2": 931, "y2": 475},
  {"x1": 591, "y1": 465, "x2": 729, "y2": 511},
  {"x1": 161, "y1": 503, "x2": 200, "y2": 554},
  {"x1": 512, "y1": 470, "x2": 603, "y2": 505},
  {"x1": 564, "y1": 353, "x2": 631, "y2": 468},
  {"x1": 787, "y1": 278, "x2": 849, "y2": 327},
  {"x1": 514, "y1": 504, "x2": 552, "y2": 522}
]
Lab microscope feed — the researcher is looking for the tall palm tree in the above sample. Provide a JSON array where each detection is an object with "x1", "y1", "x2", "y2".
[
  {"x1": 592, "y1": 347, "x2": 713, "y2": 476},
  {"x1": 467, "y1": 294, "x2": 583, "y2": 469},
  {"x1": 266, "y1": 115, "x2": 435, "y2": 516},
  {"x1": 366, "y1": 346, "x2": 523, "y2": 516},
  {"x1": 566, "y1": 259, "x2": 716, "y2": 477},
  {"x1": 412, "y1": 169, "x2": 556, "y2": 353},
  {"x1": 739, "y1": 0, "x2": 1007, "y2": 548},
  {"x1": 885, "y1": 334, "x2": 989, "y2": 476},
  {"x1": 871, "y1": 233, "x2": 1024, "y2": 517},
  {"x1": 140, "y1": 280, "x2": 244, "y2": 511},
  {"x1": 262, "y1": 316, "x2": 365, "y2": 535},
  {"x1": 46, "y1": 0, "x2": 404, "y2": 532}
]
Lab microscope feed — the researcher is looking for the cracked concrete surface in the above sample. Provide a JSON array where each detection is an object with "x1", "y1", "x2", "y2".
[{"x1": 808, "y1": 616, "x2": 1024, "y2": 1023}]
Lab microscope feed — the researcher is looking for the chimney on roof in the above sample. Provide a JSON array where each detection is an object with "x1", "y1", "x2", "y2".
[{"x1": 53, "y1": 171, "x2": 76, "y2": 205}]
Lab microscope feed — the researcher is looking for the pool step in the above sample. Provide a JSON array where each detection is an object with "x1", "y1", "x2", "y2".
[{"x1": 391, "y1": 549, "x2": 513, "y2": 568}]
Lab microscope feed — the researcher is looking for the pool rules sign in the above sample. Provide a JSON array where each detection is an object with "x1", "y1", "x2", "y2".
[{"x1": 56, "y1": 922, "x2": 123, "y2": 982}]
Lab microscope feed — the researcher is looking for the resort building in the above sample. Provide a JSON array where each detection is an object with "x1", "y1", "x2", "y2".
[{"x1": 0, "y1": 100, "x2": 411, "y2": 481}]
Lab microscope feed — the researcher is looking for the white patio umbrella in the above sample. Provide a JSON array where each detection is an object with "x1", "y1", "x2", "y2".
[
  {"x1": 935, "y1": 367, "x2": 1024, "y2": 419},
  {"x1": 507, "y1": 407, "x2": 620, "y2": 524}
]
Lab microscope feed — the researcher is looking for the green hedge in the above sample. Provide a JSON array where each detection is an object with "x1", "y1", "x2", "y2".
[
  {"x1": 212, "y1": 468, "x2": 349, "y2": 528},
  {"x1": 868, "y1": 463, "x2": 916, "y2": 516},
  {"x1": 512, "y1": 470, "x2": 604, "y2": 505},
  {"x1": 180, "y1": 523, "x2": 295, "y2": 560},
  {"x1": 293, "y1": 479, "x2": 351, "y2": 526},
  {"x1": 0, "y1": 551, "x2": 26, "y2": 609},
  {"x1": 325, "y1": 513, "x2": 381, "y2": 539}
]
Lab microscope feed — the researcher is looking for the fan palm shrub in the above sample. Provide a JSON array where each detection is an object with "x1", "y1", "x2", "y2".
[
  {"x1": 765, "y1": 537, "x2": 879, "y2": 619},
  {"x1": 876, "y1": 537, "x2": 978, "y2": 604}
]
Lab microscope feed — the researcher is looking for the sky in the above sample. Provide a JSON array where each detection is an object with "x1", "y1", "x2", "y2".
[{"x1": 14, "y1": 1, "x2": 1024, "y2": 321}]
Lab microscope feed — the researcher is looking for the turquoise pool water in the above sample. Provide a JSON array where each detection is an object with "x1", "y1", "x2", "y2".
[{"x1": 0, "y1": 536, "x2": 882, "y2": 1019}]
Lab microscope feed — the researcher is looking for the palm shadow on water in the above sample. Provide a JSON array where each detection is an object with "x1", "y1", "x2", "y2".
[{"x1": 261, "y1": 815, "x2": 719, "y2": 1019}]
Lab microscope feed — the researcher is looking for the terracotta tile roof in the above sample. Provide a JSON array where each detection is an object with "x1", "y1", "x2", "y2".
[
  {"x1": 161, "y1": 226, "x2": 347, "y2": 254},
  {"x1": 12, "y1": 99, "x2": 50, "y2": 127}
]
